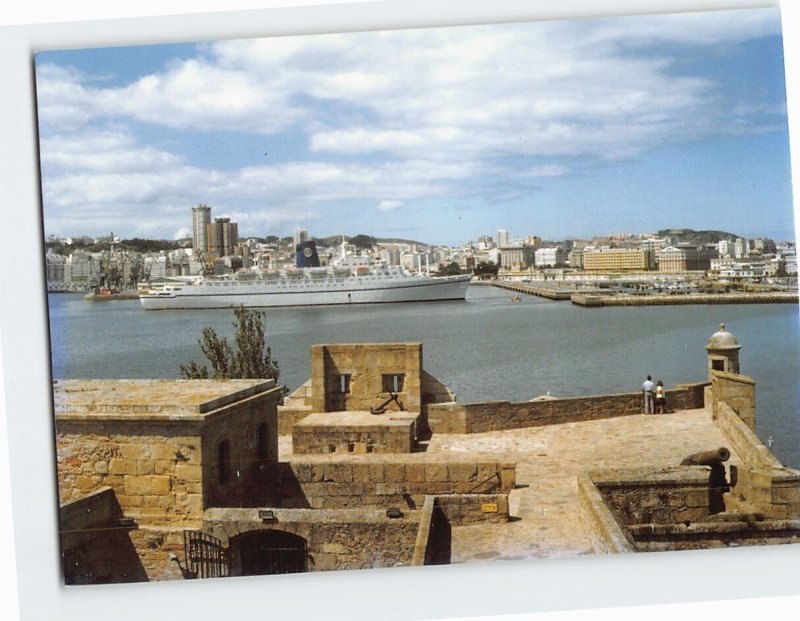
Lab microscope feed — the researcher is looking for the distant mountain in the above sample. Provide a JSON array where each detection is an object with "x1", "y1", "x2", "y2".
[{"x1": 657, "y1": 229, "x2": 740, "y2": 245}]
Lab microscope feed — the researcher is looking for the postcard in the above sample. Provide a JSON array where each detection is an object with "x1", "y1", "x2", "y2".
[{"x1": 31, "y1": 2, "x2": 799, "y2": 594}]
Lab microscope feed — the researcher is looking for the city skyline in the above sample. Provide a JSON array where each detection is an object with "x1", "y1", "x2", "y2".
[{"x1": 35, "y1": 8, "x2": 795, "y2": 245}]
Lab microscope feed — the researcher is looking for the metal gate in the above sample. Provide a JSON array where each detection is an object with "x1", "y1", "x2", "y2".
[
  {"x1": 232, "y1": 530, "x2": 308, "y2": 576},
  {"x1": 183, "y1": 530, "x2": 229, "y2": 579}
]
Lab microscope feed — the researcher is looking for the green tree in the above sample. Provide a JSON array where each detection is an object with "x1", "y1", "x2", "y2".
[
  {"x1": 180, "y1": 306, "x2": 280, "y2": 380},
  {"x1": 474, "y1": 261, "x2": 499, "y2": 279},
  {"x1": 437, "y1": 262, "x2": 462, "y2": 276}
]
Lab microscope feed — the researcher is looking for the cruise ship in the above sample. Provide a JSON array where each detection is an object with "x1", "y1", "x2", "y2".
[{"x1": 138, "y1": 240, "x2": 472, "y2": 310}]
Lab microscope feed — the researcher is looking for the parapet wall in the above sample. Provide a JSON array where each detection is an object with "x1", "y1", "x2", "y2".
[
  {"x1": 277, "y1": 459, "x2": 515, "y2": 509},
  {"x1": 428, "y1": 383, "x2": 706, "y2": 434},
  {"x1": 716, "y1": 402, "x2": 780, "y2": 471},
  {"x1": 577, "y1": 468, "x2": 720, "y2": 554},
  {"x1": 711, "y1": 370, "x2": 756, "y2": 431}
]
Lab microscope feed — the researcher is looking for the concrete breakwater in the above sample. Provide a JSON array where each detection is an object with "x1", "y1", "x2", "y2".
[
  {"x1": 572, "y1": 292, "x2": 798, "y2": 307},
  {"x1": 482, "y1": 280, "x2": 573, "y2": 300},
  {"x1": 482, "y1": 281, "x2": 798, "y2": 307}
]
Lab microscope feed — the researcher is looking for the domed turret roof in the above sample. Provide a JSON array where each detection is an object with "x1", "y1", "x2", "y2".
[{"x1": 706, "y1": 323, "x2": 741, "y2": 351}]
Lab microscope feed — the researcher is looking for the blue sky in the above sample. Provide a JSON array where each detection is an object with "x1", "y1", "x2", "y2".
[{"x1": 35, "y1": 8, "x2": 795, "y2": 245}]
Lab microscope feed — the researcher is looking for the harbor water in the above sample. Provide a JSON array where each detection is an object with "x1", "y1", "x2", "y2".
[{"x1": 47, "y1": 286, "x2": 800, "y2": 468}]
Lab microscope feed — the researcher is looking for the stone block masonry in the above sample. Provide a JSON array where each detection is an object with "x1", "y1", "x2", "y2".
[
  {"x1": 310, "y1": 343, "x2": 424, "y2": 414},
  {"x1": 292, "y1": 410, "x2": 419, "y2": 454},
  {"x1": 54, "y1": 379, "x2": 284, "y2": 522},
  {"x1": 427, "y1": 383, "x2": 706, "y2": 434},
  {"x1": 281, "y1": 457, "x2": 514, "y2": 509},
  {"x1": 710, "y1": 370, "x2": 756, "y2": 431},
  {"x1": 203, "y1": 508, "x2": 420, "y2": 572}
]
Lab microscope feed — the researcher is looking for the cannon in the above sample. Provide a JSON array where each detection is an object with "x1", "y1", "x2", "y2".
[
  {"x1": 680, "y1": 447, "x2": 730, "y2": 466},
  {"x1": 680, "y1": 447, "x2": 731, "y2": 515}
]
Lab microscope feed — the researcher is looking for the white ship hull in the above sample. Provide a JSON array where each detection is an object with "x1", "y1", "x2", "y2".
[{"x1": 139, "y1": 273, "x2": 472, "y2": 310}]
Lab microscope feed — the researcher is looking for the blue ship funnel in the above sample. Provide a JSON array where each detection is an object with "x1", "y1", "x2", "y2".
[{"x1": 295, "y1": 240, "x2": 321, "y2": 267}]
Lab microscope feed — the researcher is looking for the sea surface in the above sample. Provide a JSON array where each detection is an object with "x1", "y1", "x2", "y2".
[{"x1": 47, "y1": 286, "x2": 800, "y2": 468}]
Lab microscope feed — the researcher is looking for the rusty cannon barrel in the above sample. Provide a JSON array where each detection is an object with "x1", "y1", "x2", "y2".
[{"x1": 680, "y1": 447, "x2": 731, "y2": 466}]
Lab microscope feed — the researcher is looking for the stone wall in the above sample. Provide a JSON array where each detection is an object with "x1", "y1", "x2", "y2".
[
  {"x1": 711, "y1": 387, "x2": 800, "y2": 521},
  {"x1": 203, "y1": 508, "x2": 420, "y2": 572},
  {"x1": 593, "y1": 468, "x2": 713, "y2": 526},
  {"x1": 577, "y1": 468, "x2": 715, "y2": 553},
  {"x1": 730, "y1": 466, "x2": 800, "y2": 520},
  {"x1": 128, "y1": 526, "x2": 186, "y2": 581},
  {"x1": 56, "y1": 420, "x2": 206, "y2": 522},
  {"x1": 428, "y1": 383, "x2": 706, "y2": 434},
  {"x1": 629, "y1": 519, "x2": 800, "y2": 552},
  {"x1": 277, "y1": 459, "x2": 515, "y2": 509},
  {"x1": 278, "y1": 380, "x2": 313, "y2": 435},
  {"x1": 710, "y1": 370, "x2": 756, "y2": 431},
  {"x1": 715, "y1": 402, "x2": 780, "y2": 471},
  {"x1": 201, "y1": 389, "x2": 282, "y2": 508},
  {"x1": 434, "y1": 493, "x2": 510, "y2": 524},
  {"x1": 576, "y1": 475, "x2": 635, "y2": 554},
  {"x1": 311, "y1": 343, "x2": 423, "y2": 413},
  {"x1": 59, "y1": 488, "x2": 149, "y2": 584},
  {"x1": 411, "y1": 496, "x2": 451, "y2": 566},
  {"x1": 291, "y1": 411, "x2": 418, "y2": 455}
]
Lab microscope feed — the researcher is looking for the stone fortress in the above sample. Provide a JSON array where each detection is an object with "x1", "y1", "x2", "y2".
[{"x1": 55, "y1": 325, "x2": 800, "y2": 583}]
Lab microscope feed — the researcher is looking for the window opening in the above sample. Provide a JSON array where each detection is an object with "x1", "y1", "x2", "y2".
[{"x1": 382, "y1": 373, "x2": 405, "y2": 393}]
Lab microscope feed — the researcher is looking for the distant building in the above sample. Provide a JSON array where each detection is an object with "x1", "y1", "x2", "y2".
[
  {"x1": 293, "y1": 227, "x2": 309, "y2": 249},
  {"x1": 640, "y1": 237, "x2": 668, "y2": 255},
  {"x1": 752, "y1": 237, "x2": 777, "y2": 255},
  {"x1": 657, "y1": 245, "x2": 711, "y2": 272},
  {"x1": 45, "y1": 251, "x2": 66, "y2": 284},
  {"x1": 66, "y1": 251, "x2": 98, "y2": 287},
  {"x1": 534, "y1": 246, "x2": 567, "y2": 267},
  {"x1": 711, "y1": 258, "x2": 767, "y2": 280},
  {"x1": 496, "y1": 229, "x2": 510, "y2": 248},
  {"x1": 568, "y1": 247, "x2": 584, "y2": 269},
  {"x1": 582, "y1": 247, "x2": 654, "y2": 271},
  {"x1": 499, "y1": 245, "x2": 535, "y2": 270},
  {"x1": 734, "y1": 238, "x2": 750, "y2": 259},
  {"x1": 144, "y1": 254, "x2": 168, "y2": 280},
  {"x1": 192, "y1": 204, "x2": 211, "y2": 259},
  {"x1": 476, "y1": 235, "x2": 494, "y2": 250},
  {"x1": 207, "y1": 217, "x2": 239, "y2": 258}
]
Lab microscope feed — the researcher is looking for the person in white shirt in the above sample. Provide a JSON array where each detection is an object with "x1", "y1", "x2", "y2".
[{"x1": 642, "y1": 375, "x2": 655, "y2": 414}]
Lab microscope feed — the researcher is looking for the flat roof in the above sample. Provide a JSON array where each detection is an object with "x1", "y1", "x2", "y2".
[
  {"x1": 53, "y1": 378, "x2": 276, "y2": 421},
  {"x1": 294, "y1": 410, "x2": 419, "y2": 429}
]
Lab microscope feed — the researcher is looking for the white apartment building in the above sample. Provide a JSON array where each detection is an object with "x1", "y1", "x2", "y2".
[{"x1": 534, "y1": 246, "x2": 567, "y2": 267}]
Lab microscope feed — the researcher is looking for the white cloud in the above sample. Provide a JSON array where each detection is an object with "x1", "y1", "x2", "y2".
[
  {"x1": 34, "y1": 9, "x2": 787, "y2": 239},
  {"x1": 521, "y1": 165, "x2": 571, "y2": 178},
  {"x1": 377, "y1": 200, "x2": 404, "y2": 211}
]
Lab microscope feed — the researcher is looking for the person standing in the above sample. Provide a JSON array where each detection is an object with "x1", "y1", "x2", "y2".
[
  {"x1": 655, "y1": 380, "x2": 666, "y2": 414},
  {"x1": 642, "y1": 375, "x2": 655, "y2": 414}
]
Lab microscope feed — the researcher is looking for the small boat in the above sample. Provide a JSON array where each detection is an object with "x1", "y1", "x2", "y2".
[{"x1": 510, "y1": 295, "x2": 522, "y2": 302}]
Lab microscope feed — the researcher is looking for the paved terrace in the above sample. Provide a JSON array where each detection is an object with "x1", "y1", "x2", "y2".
[
  {"x1": 429, "y1": 408, "x2": 738, "y2": 562},
  {"x1": 281, "y1": 407, "x2": 738, "y2": 562}
]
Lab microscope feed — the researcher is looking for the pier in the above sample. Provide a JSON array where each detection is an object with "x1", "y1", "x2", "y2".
[
  {"x1": 479, "y1": 280, "x2": 798, "y2": 307},
  {"x1": 479, "y1": 279, "x2": 573, "y2": 301}
]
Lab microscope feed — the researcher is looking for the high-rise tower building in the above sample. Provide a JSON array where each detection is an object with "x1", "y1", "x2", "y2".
[
  {"x1": 497, "y1": 229, "x2": 510, "y2": 248},
  {"x1": 293, "y1": 227, "x2": 309, "y2": 249},
  {"x1": 192, "y1": 204, "x2": 211, "y2": 259}
]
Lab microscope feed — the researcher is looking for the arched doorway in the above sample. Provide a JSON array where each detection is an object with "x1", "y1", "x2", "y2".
[{"x1": 228, "y1": 530, "x2": 308, "y2": 576}]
